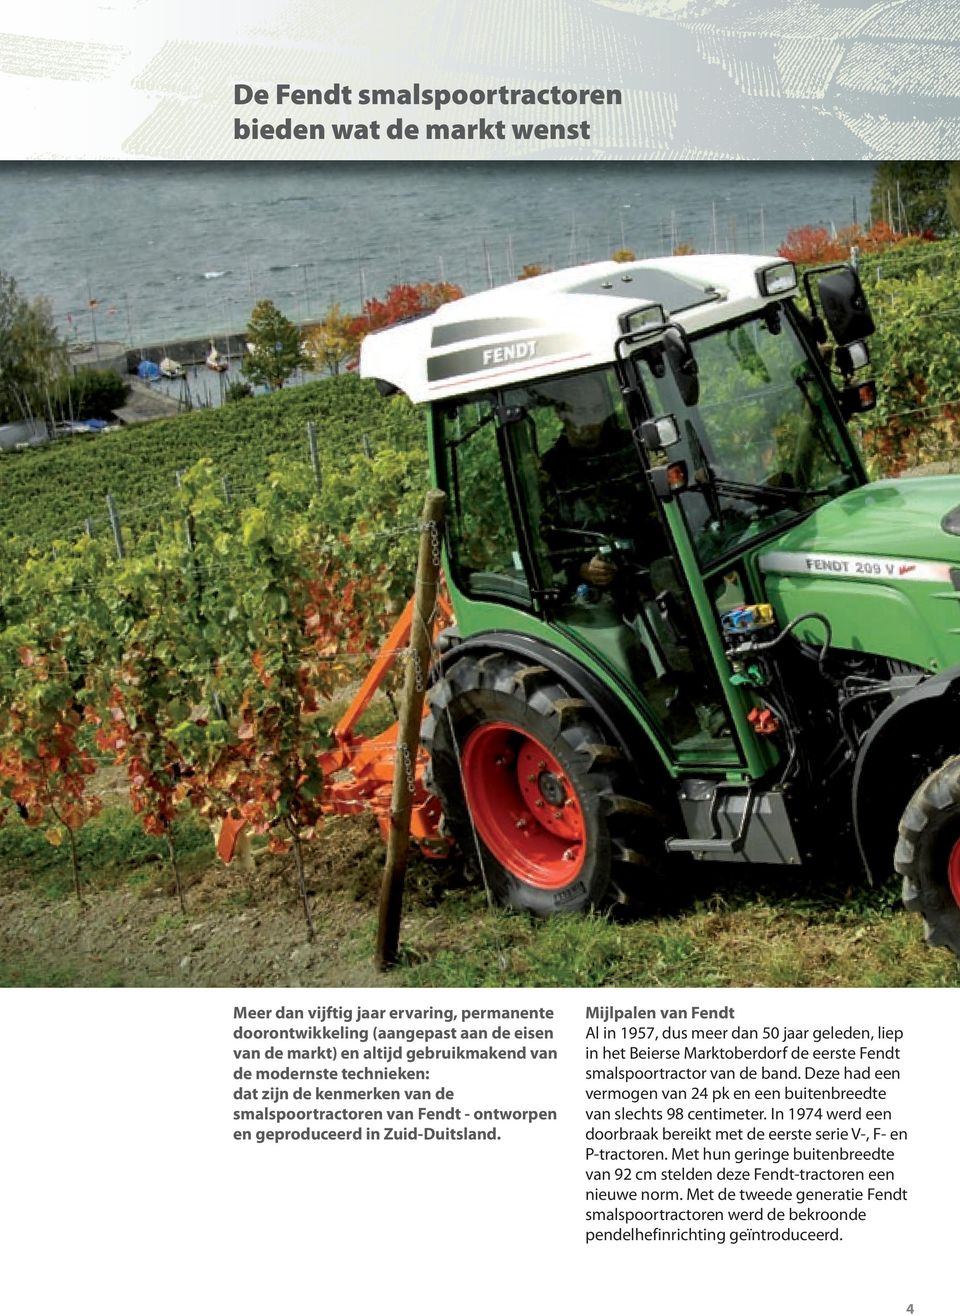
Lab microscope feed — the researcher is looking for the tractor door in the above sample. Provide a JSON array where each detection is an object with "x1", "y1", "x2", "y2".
[
  {"x1": 627, "y1": 304, "x2": 866, "y2": 776},
  {"x1": 493, "y1": 368, "x2": 742, "y2": 766}
]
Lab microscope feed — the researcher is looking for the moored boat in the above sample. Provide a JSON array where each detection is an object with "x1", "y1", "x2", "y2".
[
  {"x1": 206, "y1": 341, "x2": 228, "y2": 372},
  {"x1": 136, "y1": 359, "x2": 162, "y2": 382}
]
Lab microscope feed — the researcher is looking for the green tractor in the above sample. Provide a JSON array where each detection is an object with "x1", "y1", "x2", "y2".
[{"x1": 360, "y1": 254, "x2": 960, "y2": 955}]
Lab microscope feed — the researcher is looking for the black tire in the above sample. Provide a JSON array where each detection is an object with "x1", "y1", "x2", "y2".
[
  {"x1": 422, "y1": 651, "x2": 667, "y2": 916},
  {"x1": 894, "y1": 755, "x2": 960, "y2": 956}
]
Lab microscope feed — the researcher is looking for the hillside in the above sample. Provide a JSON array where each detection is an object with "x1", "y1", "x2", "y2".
[{"x1": 0, "y1": 375, "x2": 428, "y2": 550}]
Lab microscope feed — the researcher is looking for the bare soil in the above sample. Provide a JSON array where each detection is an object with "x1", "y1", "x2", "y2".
[
  {"x1": 3, "y1": 812, "x2": 958, "y2": 990},
  {"x1": 0, "y1": 816, "x2": 397, "y2": 988}
]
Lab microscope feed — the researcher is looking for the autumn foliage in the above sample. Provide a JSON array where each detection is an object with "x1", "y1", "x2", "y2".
[
  {"x1": 303, "y1": 304, "x2": 358, "y2": 376},
  {"x1": 777, "y1": 221, "x2": 936, "y2": 265},
  {"x1": 0, "y1": 639, "x2": 101, "y2": 899},
  {"x1": 350, "y1": 281, "x2": 464, "y2": 340}
]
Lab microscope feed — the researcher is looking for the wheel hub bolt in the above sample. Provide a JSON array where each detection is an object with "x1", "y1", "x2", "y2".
[
  {"x1": 515, "y1": 816, "x2": 528, "y2": 829},
  {"x1": 562, "y1": 848, "x2": 575, "y2": 861}
]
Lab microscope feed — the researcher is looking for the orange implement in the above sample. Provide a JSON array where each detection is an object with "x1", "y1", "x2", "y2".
[
  {"x1": 217, "y1": 590, "x2": 453, "y2": 865},
  {"x1": 318, "y1": 589, "x2": 452, "y2": 853}
]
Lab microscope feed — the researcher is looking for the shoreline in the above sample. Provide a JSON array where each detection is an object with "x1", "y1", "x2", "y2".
[{"x1": 69, "y1": 317, "x2": 328, "y2": 375}]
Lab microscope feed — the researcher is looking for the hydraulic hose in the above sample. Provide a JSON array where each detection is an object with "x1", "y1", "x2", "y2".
[{"x1": 729, "y1": 611, "x2": 833, "y2": 674}]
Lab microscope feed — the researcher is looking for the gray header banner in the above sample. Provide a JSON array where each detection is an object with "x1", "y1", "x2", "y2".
[{"x1": 2, "y1": 0, "x2": 958, "y2": 159}]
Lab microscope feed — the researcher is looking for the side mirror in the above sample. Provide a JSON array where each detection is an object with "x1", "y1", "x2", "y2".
[
  {"x1": 639, "y1": 414, "x2": 681, "y2": 451},
  {"x1": 663, "y1": 325, "x2": 700, "y2": 407},
  {"x1": 816, "y1": 268, "x2": 875, "y2": 346}
]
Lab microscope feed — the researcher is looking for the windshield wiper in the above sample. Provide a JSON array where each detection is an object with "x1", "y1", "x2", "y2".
[{"x1": 712, "y1": 477, "x2": 832, "y2": 505}]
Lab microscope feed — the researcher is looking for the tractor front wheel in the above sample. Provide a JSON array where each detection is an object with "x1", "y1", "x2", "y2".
[
  {"x1": 422, "y1": 652, "x2": 665, "y2": 915},
  {"x1": 894, "y1": 755, "x2": 960, "y2": 957}
]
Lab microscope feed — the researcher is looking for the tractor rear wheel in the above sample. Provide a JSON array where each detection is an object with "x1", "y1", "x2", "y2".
[
  {"x1": 422, "y1": 652, "x2": 666, "y2": 915},
  {"x1": 894, "y1": 755, "x2": 960, "y2": 956}
]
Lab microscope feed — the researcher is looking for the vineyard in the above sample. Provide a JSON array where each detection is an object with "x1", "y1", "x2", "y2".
[
  {"x1": 4, "y1": 241, "x2": 960, "y2": 989},
  {"x1": 0, "y1": 411, "x2": 426, "y2": 870},
  {"x1": 0, "y1": 375, "x2": 427, "y2": 549}
]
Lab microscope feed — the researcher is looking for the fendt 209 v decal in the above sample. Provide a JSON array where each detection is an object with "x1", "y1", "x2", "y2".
[{"x1": 759, "y1": 551, "x2": 955, "y2": 585}]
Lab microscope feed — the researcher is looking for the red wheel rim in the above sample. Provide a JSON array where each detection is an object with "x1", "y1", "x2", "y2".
[
  {"x1": 948, "y1": 839, "x2": 960, "y2": 909},
  {"x1": 460, "y1": 722, "x2": 587, "y2": 889}
]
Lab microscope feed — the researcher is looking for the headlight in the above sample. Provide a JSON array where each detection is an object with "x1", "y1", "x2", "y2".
[{"x1": 618, "y1": 303, "x2": 666, "y2": 335}]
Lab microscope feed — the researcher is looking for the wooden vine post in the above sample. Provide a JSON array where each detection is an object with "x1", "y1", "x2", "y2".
[{"x1": 376, "y1": 488, "x2": 446, "y2": 970}]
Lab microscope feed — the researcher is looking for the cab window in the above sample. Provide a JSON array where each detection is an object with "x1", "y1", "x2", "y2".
[{"x1": 435, "y1": 397, "x2": 530, "y2": 604}]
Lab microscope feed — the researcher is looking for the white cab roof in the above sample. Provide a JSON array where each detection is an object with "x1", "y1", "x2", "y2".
[{"x1": 359, "y1": 254, "x2": 793, "y2": 403}]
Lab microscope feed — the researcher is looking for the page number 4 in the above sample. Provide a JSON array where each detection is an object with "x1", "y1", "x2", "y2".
[{"x1": 907, "y1": 1306, "x2": 915, "y2": 1313}]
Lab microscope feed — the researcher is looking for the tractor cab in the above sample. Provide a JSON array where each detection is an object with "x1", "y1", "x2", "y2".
[{"x1": 362, "y1": 256, "x2": 875, "y2": 785}]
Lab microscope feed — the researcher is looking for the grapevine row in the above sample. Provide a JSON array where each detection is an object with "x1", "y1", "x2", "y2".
[{"x1": 0, "y1": 457, "x2": 422, "y2": 924}]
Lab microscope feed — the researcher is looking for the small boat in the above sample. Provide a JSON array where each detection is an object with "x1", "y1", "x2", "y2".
[
  {"x1": 159, "y1": 356, "x2": 184, "y2": 379},
  {"x1": 206, "y1": 341, "x2": 229, "y2": 373},
  {"x1": 136, "y1": 359, "x2": 162, "y2": 382}
]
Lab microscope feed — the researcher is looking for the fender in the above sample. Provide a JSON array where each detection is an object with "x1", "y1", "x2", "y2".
[
  {"x1": 431, "y1": 627, "x2": 670, "y2": 792},
  {"x1": 852, "y1": 665, "x2": 960, "y2": 882}
]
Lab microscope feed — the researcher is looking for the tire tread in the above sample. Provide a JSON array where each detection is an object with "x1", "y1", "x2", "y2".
[
  {"x1": 422, "y1": 650, "x2": 666, "y2": 914},
  {"x1": 894, "y1": 755, "x2": 960, "y2": 956}
]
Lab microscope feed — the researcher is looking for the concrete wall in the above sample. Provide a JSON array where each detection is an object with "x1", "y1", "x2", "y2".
[{"x1": 122, "y1": 320, "x2": 323, "y2": 373}]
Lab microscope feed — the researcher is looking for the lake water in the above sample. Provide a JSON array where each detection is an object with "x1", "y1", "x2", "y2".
[{"x1": 0, "y1": 161, "x2": 874, "y2": 347}]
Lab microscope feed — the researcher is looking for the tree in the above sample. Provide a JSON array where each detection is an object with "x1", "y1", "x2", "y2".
[
  {"x1": 349, "y1": 281, "x2": 463, "y2": 341},
  {"x1": 0, "y1": 271, "x2": 68, "y2": 425},
  {"x1": 346, "y1": 282, "x2": 463, "y2": 365},
  {"x1": 778, "y1": 225, "x2": 846, "y2": 264},
  {"x1": 777, "y1": 220, "x2": 931, "y2": 266},
  {"x1": 870, "y1": 163, "x2": 952, "y2": 237},
  {"x1": 241, "y1": 299, "x2": 309, "y2": 391},
  {"x1": 51, "y1": 367, "x2": 128, "y2": 421},
  {"x1": 303, "y1": 304, "x2": 359, "y2": 376},
  {"x1": 419, "y1": 281, "x2": 465, "y2": 311}
]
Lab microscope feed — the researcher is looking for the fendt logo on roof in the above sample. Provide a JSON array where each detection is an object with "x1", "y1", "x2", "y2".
[
  {"x1": 426, "y1": 332, "x2": 584, "y2": 385},
  {"x1": 482, "y1": 339, "x2": 537, "y2": 367}
]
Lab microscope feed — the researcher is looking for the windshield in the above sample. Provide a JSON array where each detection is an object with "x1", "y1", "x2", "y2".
[{"x1": 639, "y1": 306, "x2": 860, "y2": 570}]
